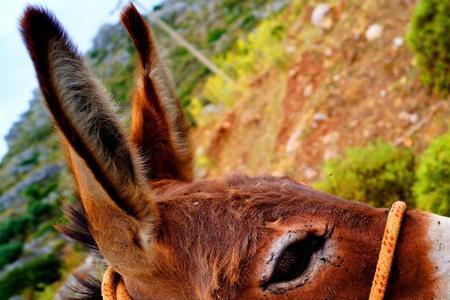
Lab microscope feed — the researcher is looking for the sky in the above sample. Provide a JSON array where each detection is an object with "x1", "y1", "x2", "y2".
[{"x1": 0, "y1": 0, "x2": 162, "y2": 159}]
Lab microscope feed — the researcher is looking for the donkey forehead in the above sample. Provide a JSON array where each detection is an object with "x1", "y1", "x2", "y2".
[
  {"x1": 151, "y1": 175, "x2": 359, "y2": 262},
  {"x1": 153, "y1": 175, "x2": 314, "y2": 249},
  {"x1": 155, "y1": 175, "x2": 320, "y2": 223},
  {"x1": 154, "y1": 175, "x2": 367, "y2": 227}
]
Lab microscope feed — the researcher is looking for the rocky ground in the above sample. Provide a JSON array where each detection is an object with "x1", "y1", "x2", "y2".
[{"x1": 194, "y1": 0, "x2": 450, "y2": 184}]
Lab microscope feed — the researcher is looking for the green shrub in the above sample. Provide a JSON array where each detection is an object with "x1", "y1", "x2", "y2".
[
  {"x1": 18, "y1": 152, "x2": 39, "y2": 167},
  {"x1": 0, "y1": 254, "x2": 61, "y2": 299},
  {"x1": 21, "y1": 174, "x2": 59, "y2": 201},
  {"x1": 0, "y1": 197, "x2": 58, "y2": 244},
  {"x1": 414, "y1": 134, "x2": 450, "y2": 215},
  {"x1": 0, "y1": 215, "x2": 30, "y2": 244},
  {"x1": 32, "y1": 219, "x2": 57, "y2": 239},
  {"x1": 314, "y1": 142, "x2": 416, "y2": 207},
  {"x1": 407, "y1": 0, "x2": 450, "y2": 95},
  {"x1": 105, "y1": 58, "x2": 136, "y2": 105},
  {"x1": 27, "y1": 202, "x2": 57, "y2": 226},
  {"x1": 203, "y1": 16, "x2": 289, "y2": 106},
  {"x1": 0, "y1": 242, "x2": 23, "y2": 269},
  {"x1": 208, "y1": 28, "x2": 227, "y2": 43}
]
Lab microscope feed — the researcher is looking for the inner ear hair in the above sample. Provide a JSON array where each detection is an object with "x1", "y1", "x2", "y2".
[
  {"x1": 121, "y1": 3, "x2": 193, "y2": 181},
  {"x1": 20, "y1": 6, "x2": 159, "y2": 276}
]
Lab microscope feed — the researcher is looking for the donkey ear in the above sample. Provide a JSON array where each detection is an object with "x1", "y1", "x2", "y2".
[
  {"x1": 120, "y1": 4, "x2": 193, "y2": 181},
  {"x1": 20, "y1": 6, "x2": 158, "y2": 276}
]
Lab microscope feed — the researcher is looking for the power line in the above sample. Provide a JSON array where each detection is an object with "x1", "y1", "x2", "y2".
[{"x1": 118, "y1": 0, "x2": 234, "y2": 83}]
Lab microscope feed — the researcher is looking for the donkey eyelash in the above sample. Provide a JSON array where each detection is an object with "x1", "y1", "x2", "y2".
[{"x1": 267, "y1": 235, "x2": 325, "y2": 286}]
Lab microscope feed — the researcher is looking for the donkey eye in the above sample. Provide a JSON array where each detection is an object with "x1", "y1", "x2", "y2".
[{"x1": 266, "y1": 235, "x2": 325, "y2": 286}]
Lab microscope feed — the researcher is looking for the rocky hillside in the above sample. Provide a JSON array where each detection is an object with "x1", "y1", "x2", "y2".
[{"x1": 193, "y1": 0, "x2": 450, "y2": 182}]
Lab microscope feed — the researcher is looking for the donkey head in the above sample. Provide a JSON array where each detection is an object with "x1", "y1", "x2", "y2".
[{"x1": 20, "y1": 5, "x2": 450, "y2": 300}]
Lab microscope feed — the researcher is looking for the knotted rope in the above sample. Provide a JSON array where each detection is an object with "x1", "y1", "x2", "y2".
[
  {"x1": 369, "y1": 201, "x2": 407, "y2": 300},
  {"x1": 101, "y1": 266, "x2": 132, "y2": 300}
]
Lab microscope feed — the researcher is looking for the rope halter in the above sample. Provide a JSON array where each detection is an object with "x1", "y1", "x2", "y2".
[
  {"x1": 369, "y1": 201, "x2": 407, "y2": 300},
  {"x1": 102, "y1": 267, "x2": 132, "y2": 300}
]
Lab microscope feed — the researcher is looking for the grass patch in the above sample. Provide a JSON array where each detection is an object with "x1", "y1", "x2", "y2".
[
  {"x1": 414, "y1": 133, "x2": 450, "y2": 215},
  {"x1": 314, "y1": 142, "x2": 416, "y2": 207},
  {"x1": 0, "y1": 254, "x2": 61, "y2": 299},
  {"x1": 407, "y1": 0, "x2": 450, "y2": 95},
  {"x1": 0, "y1": 242, "x2": 23, "y2": 269}
]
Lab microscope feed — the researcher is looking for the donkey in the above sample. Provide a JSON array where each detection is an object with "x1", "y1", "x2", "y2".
[{"x1": 20, "y1": 4, "x2": 450, "y2": 300}]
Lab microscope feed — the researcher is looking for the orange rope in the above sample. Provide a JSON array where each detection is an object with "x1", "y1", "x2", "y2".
[
  {"x1": 102, "y1": 267, "x2": 132, "y2": 300},
  {"x1": 369, "y1": 201, "x2": 407, "y2": 300}
]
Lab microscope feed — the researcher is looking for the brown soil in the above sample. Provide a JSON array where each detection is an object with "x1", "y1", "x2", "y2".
[{"x1": 192, "y1": 0, "x2": 450, "y2": 183}]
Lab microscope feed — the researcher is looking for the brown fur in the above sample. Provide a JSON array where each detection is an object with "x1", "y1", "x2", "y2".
[
  {"x1": 121, "y1": 5, "x2": 193, "y2": 181},
  {"x1": 20, "y1": 4, "x2": 436, "y2": 300},
  {"x1": 20, "y1": 6, "x2": 159, "y2": 278},
  {"x1": 121, "y1": 177, "x2": 435, "y2": 299}
]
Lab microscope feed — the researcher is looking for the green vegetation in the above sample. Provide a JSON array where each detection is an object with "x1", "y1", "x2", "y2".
[
  {"x1": 203, "y1": 14, "x2": 291, "y2": 107},
  {"x1": 208, "y1": 28, "x2": 227, "y2": 43},
  {"x1": 27, "y1": 201, "x2": 58, "y2": 227},
  {"x1": 407, "y1": 0, "x2": 450, "y2": 95},
  {"x1": 0, "y1": 175, "x2": 59, "y2": 243},
  {"x1": 314, "y1": 134, "x2": 450, "y2": 212},
  {"x1": 26, "y1": 125, "x2": 53, "y2": 145},
  {"x1": 9, "y1": 124, "x2": 53, "y2": 154},
  {"x1": 0, "y1": 215, "x2": 30, "y2": 244},
  {"x1": 18, "y1": 152, "x2": 40, "y2": 167},
  {"x1": 0, "y1": 201, "x2": 58, "y2": 244},
  {"x1": 314, "y1": 142, "x2": 416, "y2": 207},
  {"x1": 0, "y1": 242, "x2": 23, "y2": 268},
  {"x1": 21, "y1": 174, "x2": 59, "y2": 202},
  {"x1": 104, "y1": 56, "x2": 137, "y2": 105},
  {"x1": 188, "y1": 1, "x2": 304, "y2": 124},
  {"x1": 32, "y1": 219, "x2": 58, "y2": 239},
  {"x1": 0, "y1": 254, "x2": 61, "y2": 299},
  {"x1": 414, "y1": 134, "x2": 450, "y2": 215},
  {"x1": 153, "y1": 0, "x2": 292, "y2": 124},
  {"x1": 221, "y1": 0, "x2": 271, "y2": 28}
]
